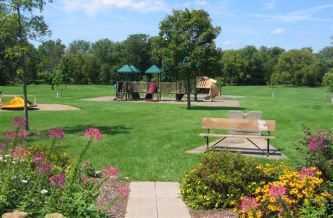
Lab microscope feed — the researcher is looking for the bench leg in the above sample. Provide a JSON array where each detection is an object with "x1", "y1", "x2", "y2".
[
  {"x1": 267, "y1": 131, "x2": 271, "y2": 156},
  {"x1": 206, "y1": 129, "x2": 210, "y2": 152}
]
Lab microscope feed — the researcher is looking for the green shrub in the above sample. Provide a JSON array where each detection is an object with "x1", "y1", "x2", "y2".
[
  {"x1": 297, "y1": 128, "x2": 333, "y2": 180},
  {"x1": 322, "y1": 70, "x2": 333, "y2": 92},
  {"x1": 181, "y1": 151, "x2": 265, "y2": 209}
]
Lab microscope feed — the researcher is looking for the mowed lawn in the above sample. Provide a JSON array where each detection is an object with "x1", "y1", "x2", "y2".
[{"x1": 0, "y1": 85, "x2": 332, "y2": 181}]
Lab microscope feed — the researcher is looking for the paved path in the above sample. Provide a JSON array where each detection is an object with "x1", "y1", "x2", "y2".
[{"x1": 125, "y1": 182, "x2": 191, "y2": 218}]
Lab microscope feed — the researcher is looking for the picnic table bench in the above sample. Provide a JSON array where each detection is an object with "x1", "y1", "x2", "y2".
[{"x1": 199, "y1": 118, "x2": 276, "y2": 156}]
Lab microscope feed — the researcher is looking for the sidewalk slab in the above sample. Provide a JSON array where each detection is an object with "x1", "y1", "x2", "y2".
[{"x1": 125, "y1": 182, "x2": 190, "y2": 218}]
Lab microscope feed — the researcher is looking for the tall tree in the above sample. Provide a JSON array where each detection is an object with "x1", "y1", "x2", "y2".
[
  {"x1": 1, "y1": 0, "x2": 51, "y2": 130},
  {"x1": 123, "y1": 34, "x2": 153, "y2": 74},
  {"x1": 38, "y1": 39, "x2": 65, "y2": 89},
  {"x1": 68, "y1": 40, "x2": 91, "y2": 54},
  {"x1": 272, "y1": 49, "x2": 321, "y2": 86},
  {"x1": 154, "y1": 9, "x2": 221, "y2": 109}
]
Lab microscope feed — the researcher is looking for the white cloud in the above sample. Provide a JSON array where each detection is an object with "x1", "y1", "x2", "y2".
[
  {"x1": 271, "y1": 28, "x2": 286, "y2": 34},
  {"x1": 264, "y1": 0, "x2": 276, "y2": 9},
  {"x1": 62, "y1": 0, "x2": 168, "y2": 15},
  {"x1": 250, "y1": 4, "x2": 333, "y2": 23}
]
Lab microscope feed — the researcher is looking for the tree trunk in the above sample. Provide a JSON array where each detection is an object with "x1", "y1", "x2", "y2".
[
  {"x1": 17, "y1": 6, "x2": 29, "y2": 130},
  {"x1": 22, "y1": 57, "x2": 29, "y2": 130},
  {"x1": 186, "y1": 73, "x2": 191, "y2": 109}
]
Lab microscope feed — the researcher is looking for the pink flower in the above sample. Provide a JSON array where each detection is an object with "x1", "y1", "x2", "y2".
[
  {"x1": 269, "y1": 184, "x2": 286, "y2": 198},
  {"x1": 12, "y1": 146, "x2": 30, "y2": 161},
  {"x1": 81, "y1": 175, "x2": 90, "y2": 186},
  {"x1": 18, "y1": 130, "x2": 28, "y2": 139},
  {"x1": 241, "y1": 197, "x2": 258, "y2": 212},
  {"x1": 116, "y1": 184, "x2": 129, "y2": 197},
  {"x1": 85, "y1": 128, "x2": 102, "y2": 141},
  {"x1": 308, "y1": 136, "x2": 325, "y2": 151},
  {"x1": 49, "y1": 174, "x2": 65, "y2": 188},
  {"x1": 0, "y1": 144, "x2": 7, "y2": 151},
  {"x1": 36, "y1": 162, "x2": 52, "y2": 174},
  {"x1": 102, "y1": 166, "x2": 119, "y2": 178},
  {"x1": 299, "y1": 167, "x2": 316, "y2": 179},
  {"x1": 48, "y1": 128, "x2": 64, "y2": 140},
  {"x1": 32, "y1": 153, "x2": 47, "y2": 165},
  {"x1": 12, "y1": 117, "x2": 27, "y2": 129},
  {"x1": 4, "y1": 131, "x2": 16, "y2": 140}
]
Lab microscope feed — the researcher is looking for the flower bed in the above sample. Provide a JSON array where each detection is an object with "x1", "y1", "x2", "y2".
[{"x1": 0, "y1": 117, "x2": 128, "y2": 217}]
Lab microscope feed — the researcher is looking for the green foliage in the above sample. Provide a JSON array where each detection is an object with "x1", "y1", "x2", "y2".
[
  {"x1": 299, "y1": 198, "x2": 333, "y2": 218},
  {"x1": 181, "y1": 151, "x2": 264, "y2": 209},
  {"x1": 154, "y1": 9, "x2": 222, "y2": 108},
  {"x1": 272, "y1": 49, "x2": 322, "y2": 86},
  {"x1": 322, "y1": 70, "x2": 333, "y2": 91}
]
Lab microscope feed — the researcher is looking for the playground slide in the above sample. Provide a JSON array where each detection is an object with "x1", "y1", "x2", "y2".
[
  {"x1": 144, "y1": 82, "x2": 158, "y2": 101},
  {"x1": 203, "y1": 84, "x2": 220, "y2": 101}
]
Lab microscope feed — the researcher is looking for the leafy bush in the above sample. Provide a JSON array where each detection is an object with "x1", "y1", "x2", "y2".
[
  {"x1": 180, "y1": 151, "x2": 266, "y2": 209},
  {"x1": 322, "y1": 70, "x2": 333, "y2": 92}
]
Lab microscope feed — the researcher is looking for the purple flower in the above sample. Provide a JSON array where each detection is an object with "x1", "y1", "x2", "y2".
[
  {"x1": 49, "y1": 174, "x2": 65, "y2": 188},
  {"x1": 299, "y1": 167, "x2": 316, "y2": 179},
  {"x1": 12, "y1": 146, "x2": 30, "y2": 161},
  {"x1": 308, "y1": 136, "x2": 325, "y2": 151},
  {"x1": 269, "y1": 184, "x2": 286, "y2": 198},
  {"x1": 241, "y1": 197, "x2": 258, "y2": 212},
  {"x1": 4, "y1": 131, "x2": 16, "y2": 140},
  {"x1": 85, "y1": 128, "x2": 102, "y2": 141},
  {"x1": 32, "y1": 153, "x2": 47, "y2": 165},
  {"x1": 36, "y1": 162, "x2": 52, "y2": 174},
  {"x1": 116, "y1": 184, "x2": 129, "y2": 197},
  {"x1": 0, "y1": 144, "x2": 7, "y2": 151},
  {"x1": 12, "y1": 117, "x2": 27, "y2": 129},
  {"x1": 102, "y1": 166, "x2": 119, "y2": 178},
  {"x1": 18, "y1": 130, "x2": 28, "y2": 139},
  {"x1": 48, "y1": 128, "x2": 64, "y2": 140}
]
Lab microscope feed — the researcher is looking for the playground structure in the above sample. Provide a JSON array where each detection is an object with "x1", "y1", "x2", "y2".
[
  {"x1": 0, "y1": 95, "x2": 37, "y2": 110},
  {"x1": 115, "y1": 81, "x2": 185, "y2": 101},
  {"x1": 115, "y1": 64, "x2": 185, "y2": 102},
  {"x1": 196, "y1": 77, "x2": 220, "y2": 101}
]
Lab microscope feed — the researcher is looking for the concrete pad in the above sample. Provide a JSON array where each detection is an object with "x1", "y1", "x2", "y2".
[
  {"x1": 125, "y1": 182, "x2": 190, "y2": 218},
  {"x1": 187, "y1": 138, "x2": 287, "y2": 160},
  {"x1": 125, "y1": 182, "x2": 157, "y2": 218}
]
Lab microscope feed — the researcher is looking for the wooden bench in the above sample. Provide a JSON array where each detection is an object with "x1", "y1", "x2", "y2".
[{"x1": 199, "y1": 118, "x2": 276, "y2": 156}]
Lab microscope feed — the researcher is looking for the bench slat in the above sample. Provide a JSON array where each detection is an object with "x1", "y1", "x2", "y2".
[
  {"x1": 199, "y1": 133, "x2": 275, "y2": 139},
  {"x1": 203, "y1": 118, "x2": 276, "y2": 132}
]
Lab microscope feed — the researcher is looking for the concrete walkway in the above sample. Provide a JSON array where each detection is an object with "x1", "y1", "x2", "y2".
[{"x1": 125, "y1": 182, "x2": 191, "y2": 218}]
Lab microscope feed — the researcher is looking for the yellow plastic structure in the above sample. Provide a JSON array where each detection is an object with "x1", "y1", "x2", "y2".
[
  {"x1": 196, "y1": 77, "x2": 220, "y2": 101},
  {"x1": 1, "y1": 96, "x2": 36, "y2": 110}
]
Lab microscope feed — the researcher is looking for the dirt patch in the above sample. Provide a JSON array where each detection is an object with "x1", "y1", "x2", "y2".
[
  {"x1": 36, "y1": 104, "x2": 79, "y2": 111},
  {"x1": 82, "y1": 96, "x2": 240, "y2": 107},
  {"x1": 97, "y1": 180, "x2": 129, "y2": 218},
  {"x1": 190, "y1": 208, "x2": 237, "y2": 218},
  {"x1": 0, "y1": 104, "x2": 80, "y2": 112}
]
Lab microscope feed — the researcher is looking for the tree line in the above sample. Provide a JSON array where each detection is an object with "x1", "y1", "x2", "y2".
[{"x1": 1, "y1": 7, "x2": 332, "y2": 88}]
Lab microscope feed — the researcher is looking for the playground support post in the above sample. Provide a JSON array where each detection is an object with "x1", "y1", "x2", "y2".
[{"x1": 186, "y1": 73, "x2": 191, "y2": 109}]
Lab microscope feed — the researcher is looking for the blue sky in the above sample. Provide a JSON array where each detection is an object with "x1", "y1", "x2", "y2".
[{"x1": 41, "y1": 0, "x2": 333, "y2": 52}]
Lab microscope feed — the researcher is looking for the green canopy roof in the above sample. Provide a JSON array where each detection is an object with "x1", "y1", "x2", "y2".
[
  {"x1": 130, "y1": 65, "x2": 141, "y2": 73},
  {"x1": 117, "y1": 64, "x2": 140, "y2": 74},
  {"x1": 145, "y1": 65, "x2": 162, "y2": 74}
]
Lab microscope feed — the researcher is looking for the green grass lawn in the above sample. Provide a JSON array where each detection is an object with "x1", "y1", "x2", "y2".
[{"x1": 0, "y1": 84, "x2": 332, "y2": 181}]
